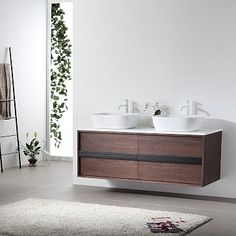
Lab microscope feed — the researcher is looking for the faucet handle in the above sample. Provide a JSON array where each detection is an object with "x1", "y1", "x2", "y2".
[
  {"x1": 118, "y1": 99, "x2": 129, "y2": 113},
  {"x1": 186, "y1": 99, "x2": 190, "y2": 105},
  {"x1": 181, "y1": 100, "x2": 190, "y2": 115},
  {"x1": 124, "y1": 99, "x2": 129, "y2": 104},
  {"x1": 118, "y1": 98, "x2": 135, "y2": 114}
]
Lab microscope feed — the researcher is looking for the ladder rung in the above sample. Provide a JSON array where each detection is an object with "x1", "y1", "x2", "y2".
[
  {"x1": 1, "y1": 151, "x2": 18, "y2": 156},
  {"x1": 0, "y1": 134, "x2": 17, "y2": 139},
  {"x1": 0, "y1": 99, "x2": 14, "y2": 102},
  {"x1": 0, "y1": 117, "x2": 15, "y2": 120}
]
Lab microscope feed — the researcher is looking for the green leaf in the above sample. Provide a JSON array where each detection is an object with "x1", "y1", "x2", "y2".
[
  {"x1": 30, "y1": 138, "x2": 36, "y2": 147},
  {"x1": 35, "y1": 146, "x2": 41, "y2": 152},
  {"x1": 23, "y1": 150, "x2": 29, "y2": 156},
  {"x1": 34, "y1": 141, "x2": 39, "y2": 147},
  {"x1": 26, "y1": 143, "x2": 31, "y2": 150}
]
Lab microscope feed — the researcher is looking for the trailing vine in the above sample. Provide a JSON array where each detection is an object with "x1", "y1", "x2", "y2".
[{"x1": 50, "y1": 3, "x2": 72, "y2": 148}]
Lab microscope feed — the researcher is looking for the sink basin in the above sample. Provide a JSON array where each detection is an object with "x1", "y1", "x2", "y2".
[
  {"x1": 152, "y1": 115, "x2": 204, "y2": 132},
  {"x1": 92, "y1": 113, "x2": 140, "y2": 129}
]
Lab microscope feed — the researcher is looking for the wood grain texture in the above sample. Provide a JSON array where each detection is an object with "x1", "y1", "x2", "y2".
[
  {"x1": 139, "y1": 135, "x2": 203, "y2": 158},
  {"x1": 202, "y1": 132, "x2": 222, "y2": 186},
  {"x1": 79, "y1": 132, "x2": 138, "y2": 154},
  {"x1": 139, "y1": 162, "x2": 202, "y2": 185},
  {"x1": 80, "y1": 157, "x2": 138, "y2": 179},
  {"x1": 77, "y1": 131, "x2": 222, "y2": 186}
]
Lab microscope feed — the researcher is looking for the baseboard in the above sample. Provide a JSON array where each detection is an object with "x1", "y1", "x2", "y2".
[{"x1": 50, "y1": 156, "x2": 73, "y2": 162}]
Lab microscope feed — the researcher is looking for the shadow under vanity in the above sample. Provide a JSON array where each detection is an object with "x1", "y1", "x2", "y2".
[{"x1": 77, "y1": 129, "x2": 222, "y2": 187}]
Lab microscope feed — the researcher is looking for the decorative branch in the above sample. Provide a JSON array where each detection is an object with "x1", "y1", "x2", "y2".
[
  {"x1": 144, "y1": 102, "x2": 170, "y2": 116},
  {"x1": 50, "y1": 3, "x2": 72, "y2": 148}
]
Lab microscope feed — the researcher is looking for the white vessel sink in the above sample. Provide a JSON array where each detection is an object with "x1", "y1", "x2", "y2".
[
  {"x1": 92, "y1": 113, "x2": 140, "y2": 129},
  {"x1": 152, "y1": 115, "x2": 204, "y2": 132}
]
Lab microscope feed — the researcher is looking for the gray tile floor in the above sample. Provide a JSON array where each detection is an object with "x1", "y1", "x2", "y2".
[{"x1": 0, "y1": 161, "x2": 235, "y2": 235}]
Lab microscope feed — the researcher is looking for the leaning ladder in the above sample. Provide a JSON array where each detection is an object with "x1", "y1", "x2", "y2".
[{"x1": 0, "y1": 47, "x2": 21, "y2": 172}]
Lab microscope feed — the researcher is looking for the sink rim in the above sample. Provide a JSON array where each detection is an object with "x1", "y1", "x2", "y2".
[
  {"x1": 92, "y1": 112, "x2": 140, "y2": 130},
  {"x1": 152, "y1": 115, "x2": 204, "y2": 119},
  {"x1": 92, "y1": 112, "x2": 140, "y2": 117}
]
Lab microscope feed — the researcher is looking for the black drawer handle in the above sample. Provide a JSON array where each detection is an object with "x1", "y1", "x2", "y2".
[{"x1": 79, "y1": 151, "x2": 202, "y2": 165}]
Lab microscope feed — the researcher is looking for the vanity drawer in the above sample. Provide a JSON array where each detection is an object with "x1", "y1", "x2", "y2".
[
  {"x1": 139, "y1": 135, "x2": 203, "y2": 158},
  {"x1": 139, "y1": 162, "x2": 202, "y2": 185},
  {"x1": 79, "y1": 132, "x2": 138, "y2": 154},
  {"x1": 80, "y1": 157, "x2": 138, "y2": 179}
]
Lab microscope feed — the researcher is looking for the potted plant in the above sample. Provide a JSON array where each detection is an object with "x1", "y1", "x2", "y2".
[{"x1": 22, "y1": 132, "x2": 41, "y2": 166}]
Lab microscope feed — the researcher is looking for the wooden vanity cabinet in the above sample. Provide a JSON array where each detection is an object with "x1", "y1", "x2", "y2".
[{"x1": 77, "y1": 131, "x2": 222, "y2": 187}]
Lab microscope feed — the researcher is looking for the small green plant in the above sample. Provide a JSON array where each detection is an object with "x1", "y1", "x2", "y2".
[
  {"x1": 144, "y1": 102, "x2": 170, "y2": 116},
  {"x1": 22, "y1": 132, "x2": 41, "y2": 160}
]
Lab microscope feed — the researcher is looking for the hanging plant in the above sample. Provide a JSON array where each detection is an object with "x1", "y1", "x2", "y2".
[{"x1": 50, "y1": 3, "x2": 72, "y2": 148}]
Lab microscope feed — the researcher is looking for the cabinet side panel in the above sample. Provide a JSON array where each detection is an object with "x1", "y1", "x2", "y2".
[
  {"x1": 77, "y1": 131, "x2": 81, "y2": 177},
  {"x1": 203, "y1": 132, "x2": 222, "y2": 186}
]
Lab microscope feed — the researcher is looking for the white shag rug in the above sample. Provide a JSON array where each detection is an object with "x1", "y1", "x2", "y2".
[{"x1": 0, "y1": 198, "x2": 211, "y2": 236}]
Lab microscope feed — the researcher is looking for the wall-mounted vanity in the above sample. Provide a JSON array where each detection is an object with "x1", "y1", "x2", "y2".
[{"x1": 77, "y1": 128, "x2": 222, "y2": 187}]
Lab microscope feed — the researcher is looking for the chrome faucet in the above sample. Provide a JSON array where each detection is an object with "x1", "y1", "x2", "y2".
[
  {"x1": 181, "y1": 100, "x2": 190, "y2": 115},
  {"x1": 181, "y1": 100, "x2": 210, "y2": 116},
  {"x1": 118, "y1": 99, "x2": 133, "y2": 113},
  {"x1": 194, "y1": 103, "x2": 210, "y2": 116}
]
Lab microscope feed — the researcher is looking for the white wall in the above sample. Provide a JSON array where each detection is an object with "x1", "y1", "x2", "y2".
[
  {"x1": 74, "y1": 0, "x2": 236, "y2": 198},
  {"x1": 0, "y1": 0, "x2": 47, "y2": 168}
]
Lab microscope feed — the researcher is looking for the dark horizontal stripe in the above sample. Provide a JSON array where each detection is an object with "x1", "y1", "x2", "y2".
[
  {"x1": 79, "y1": 151, "x2": 202, "y2": 165},
  {"x1": 137, "y1": 155, "x2": 202, "y2": 165},
  {"x1": 79, "y1": 151, "x2": 137, "y2": 161}
]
